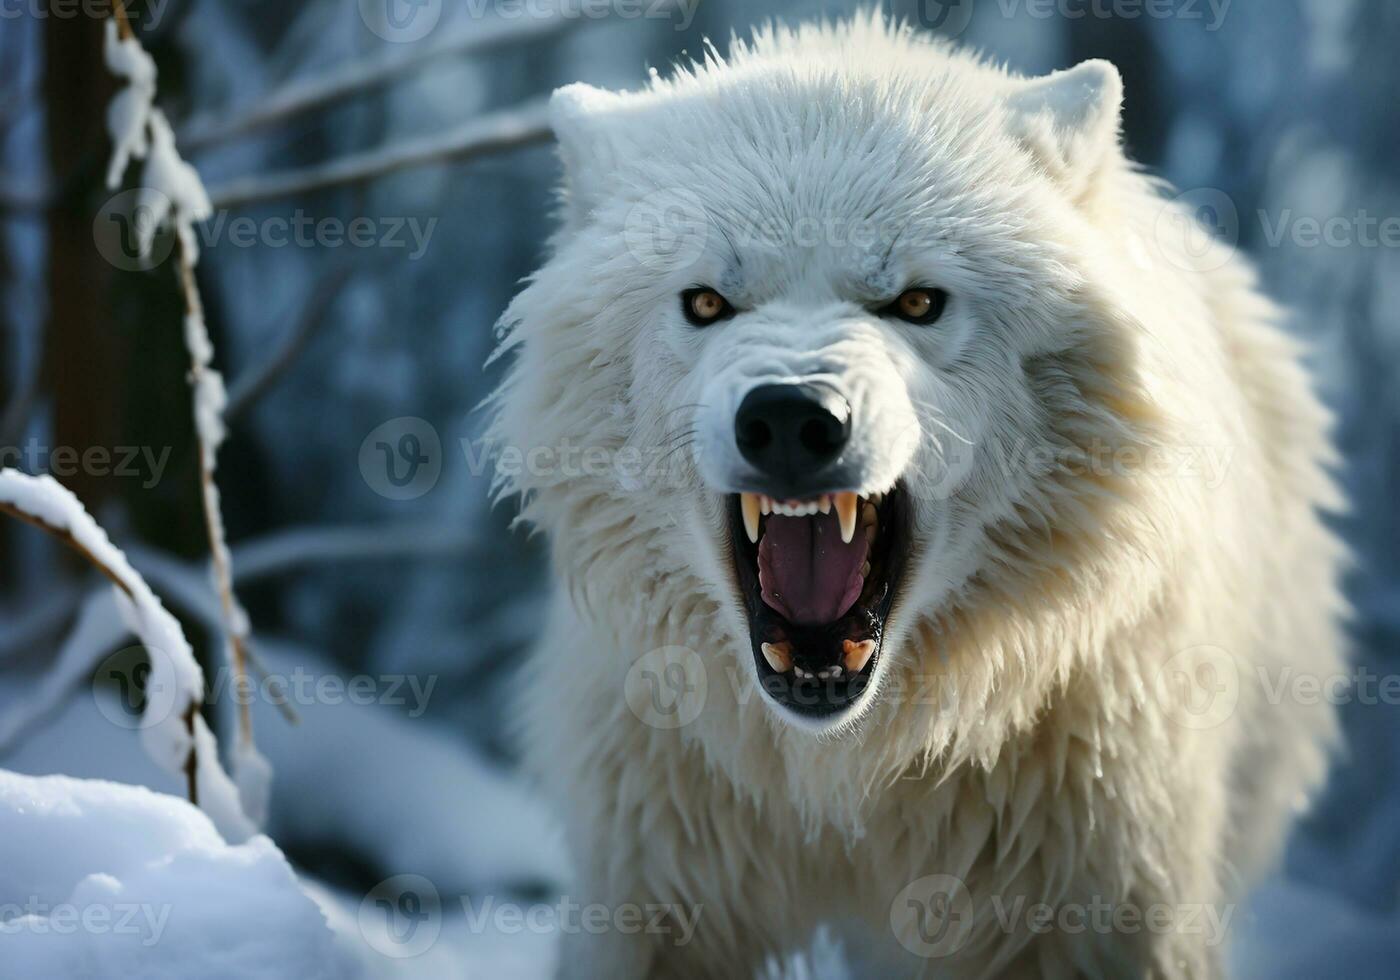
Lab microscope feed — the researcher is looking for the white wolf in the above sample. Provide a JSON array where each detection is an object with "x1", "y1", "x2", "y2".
[{"x1": 489, "y1": 14, "x2": 1346, "y2": 979}]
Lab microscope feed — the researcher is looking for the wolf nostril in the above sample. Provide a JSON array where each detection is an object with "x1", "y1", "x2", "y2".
[
  {"x1": 800, "y1": 415, "x2": 846, "y2": 457},
  {"x1": 735, "y1": 384, "x2": 851, "y2": 485},
  {"x1": 737, "y1": 417, "x2": 773, "y2": 454}
]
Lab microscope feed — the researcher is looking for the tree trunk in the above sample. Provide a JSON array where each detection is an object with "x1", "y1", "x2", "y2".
[{"x1": 41, "y1": 12, "x2": 121, "y2": 511}]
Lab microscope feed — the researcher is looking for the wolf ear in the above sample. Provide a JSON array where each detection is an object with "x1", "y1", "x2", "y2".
[
  {"x1": 550, "y1": 82, "x2": 631, "y2": 226},
  {"x1": 1005, "y1": 60, "x2": 1124, "y2": 202}
]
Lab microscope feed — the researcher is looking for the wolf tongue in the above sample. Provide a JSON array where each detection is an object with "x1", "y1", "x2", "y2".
[{"x1": 757, "y1": 510, "x2": 869, "y2": 625}]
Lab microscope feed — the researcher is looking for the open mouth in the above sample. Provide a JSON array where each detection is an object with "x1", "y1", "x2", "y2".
[{"x1": 727, "y1": 485, "x2": 911, "y2": 719}]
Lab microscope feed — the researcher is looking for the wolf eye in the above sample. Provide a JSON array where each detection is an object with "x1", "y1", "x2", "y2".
[
  {"x1": 880, "y1": 287, "x2": 949, "y2": 326},
  {"x1": 682, "y1": 287, "x2": 735, "y2": 327}
]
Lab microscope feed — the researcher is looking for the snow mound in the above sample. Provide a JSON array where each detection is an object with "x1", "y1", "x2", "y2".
[{"x1": 0, "y1": 771, "x2": 354, "y2": 980}]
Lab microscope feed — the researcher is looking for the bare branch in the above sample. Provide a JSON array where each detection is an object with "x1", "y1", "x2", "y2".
[
  {"x1": 112, "y1": 0, "x2": 133, "y2": 40},
  {"x1": 180, "y1": 14, "x2": 572, "y2": 151},
  {"x1": 224, "y1": 260, "x2": 356, "y2": 421},
  {"x1": 232, "y1": 522, "x2": 481, "y2": 582},
  {"x1": 205, "y1": 99, "x2": 551, "y2": 210},
  {"x1": 172, "y1": 236, "x2": 256, "y2": 749}
]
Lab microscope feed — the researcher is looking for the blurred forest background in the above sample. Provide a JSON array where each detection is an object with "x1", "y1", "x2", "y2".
[{"x1": 2, "y1": 0, "x2": 1398, "y2": 975}]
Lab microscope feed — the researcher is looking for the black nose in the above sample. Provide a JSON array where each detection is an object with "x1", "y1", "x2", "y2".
[{"x1": 735, "y1": 384, "x2": 851, "y2": 484}]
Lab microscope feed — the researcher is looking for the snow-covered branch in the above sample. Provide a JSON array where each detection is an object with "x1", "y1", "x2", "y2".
[
  {"x1": 102, "y1": 15, "x2": 269, "y2": 808},
  {"x1": 180, "y1": 13, "x2": 573, "y2": 151},
  {"x1": 0, "y1": 470, "x2": 254, "y2": 841},
  {"x1": 205, "y1": 98, "x2": 551, "y2": 209}
]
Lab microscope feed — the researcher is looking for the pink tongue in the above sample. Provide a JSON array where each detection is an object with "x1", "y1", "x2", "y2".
[{"x1": 758, "y1": 511, "x2": 869, "y2": 625}]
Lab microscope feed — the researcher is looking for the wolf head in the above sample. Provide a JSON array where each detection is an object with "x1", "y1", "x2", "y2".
[{"x1": 492, "y1": 17, "x2": 1158, "y2": 741}]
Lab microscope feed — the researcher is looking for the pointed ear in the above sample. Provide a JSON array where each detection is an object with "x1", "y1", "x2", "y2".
[
  {"x1": 1005, "y1": 60, "x2": 1124, "y2": 202},
  {"x1": 550, "y1": 82, "x2": 632, "y2": 226}
]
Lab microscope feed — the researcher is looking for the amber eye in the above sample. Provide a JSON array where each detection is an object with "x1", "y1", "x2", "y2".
[
  {"x1": 682, "y1": 287, "x2": 735, "y2": 327},
  {"x1": 881, "y1": 287, "x2": 950, "y2": 326}
]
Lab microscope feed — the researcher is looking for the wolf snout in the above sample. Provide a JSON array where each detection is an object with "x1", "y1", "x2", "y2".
[{"x1": 734, "y1": 383, "x2": 851, "y2": 492}]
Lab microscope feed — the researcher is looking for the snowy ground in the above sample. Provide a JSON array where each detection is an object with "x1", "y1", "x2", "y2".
[{"x1": 2, "y1": 677, "x2": 1393, "y2": 978}]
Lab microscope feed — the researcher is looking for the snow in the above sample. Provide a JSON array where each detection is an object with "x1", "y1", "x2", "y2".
[
  {"x1": 0, "y1": 470, "x2": 254, "y2": 842},
  {"x1": 139, "y1": 109, "x2": 214, "y2": 264},
  {"x1": 2, "y1": 659, "x2": 576, "y2": 979},
  {"x1": 104, "y1": 17, "x2": 213, "y2": 264},
  {"x1": 102, "y1": 19, "x2": 155, "y2": 189},
  {"x1": 0, "y1": 770, "x2": 352, "y2": 980}
]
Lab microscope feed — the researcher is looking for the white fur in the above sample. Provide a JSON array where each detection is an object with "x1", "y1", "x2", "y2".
[{"x1": 490, "y1": 14, "x2": 1346, "y2": 978}]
